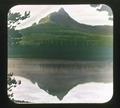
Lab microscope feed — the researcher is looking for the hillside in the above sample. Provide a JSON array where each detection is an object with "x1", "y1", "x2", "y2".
[
  {"x1": 8, "y1": 8, "x2": 113, "y2": 60},
  {"x1": 21, "y1": 8, "x2": 112, "y2": 35}
]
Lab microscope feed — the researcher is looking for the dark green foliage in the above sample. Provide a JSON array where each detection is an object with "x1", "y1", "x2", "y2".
[
  {"x1": 8, "y1": 45, "x2": 112, "y2": 60},
  {"x1": 90, "y1": 4, "x2": 113, "y2": 20},
  {"x1": 8, "y1": 11, "x2": 30, "y2": 46},
  {"x1": 7, "y1": 72, "x2": 21, "y2": 100},
  {"x1": 8, "y1": 28, "x2": 22, "y2": 46},
  {"x1": 8, "y1": 11, "x2": 30, "y2": 29}
]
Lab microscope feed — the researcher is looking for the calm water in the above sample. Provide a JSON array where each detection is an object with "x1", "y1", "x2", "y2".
[{"x1": 8, "y1": 58, "x2": 113, "y2": 99}]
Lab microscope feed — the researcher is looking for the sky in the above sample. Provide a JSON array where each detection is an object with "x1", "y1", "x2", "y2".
[{"x1": 9, "y1": 5, "x2": 113, "y2": 30}]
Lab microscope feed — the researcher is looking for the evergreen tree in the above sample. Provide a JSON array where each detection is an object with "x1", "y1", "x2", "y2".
[{"x1": 8, "y1": 11, "x2": 30, "y2": 46}]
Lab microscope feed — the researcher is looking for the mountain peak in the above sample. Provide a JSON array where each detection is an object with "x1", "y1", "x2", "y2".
[
  {"x1": 58, "y1": 8, "x2": 65, "y2": 12},
  {"x1": 57, "y1": 8, "x2": 68, "y2": 16},
  {"x1": 39, "y1": 7, "x2": 79, "y2": 26}
]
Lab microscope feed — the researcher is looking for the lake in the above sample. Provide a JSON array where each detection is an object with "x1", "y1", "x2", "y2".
[{"x1": 8, "y1": 58, "x2": 113, "y2": 99}]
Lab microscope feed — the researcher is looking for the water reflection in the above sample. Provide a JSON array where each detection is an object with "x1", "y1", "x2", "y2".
[{"x1": 8, "y1": 58, "x2": 113, "y2": 99}]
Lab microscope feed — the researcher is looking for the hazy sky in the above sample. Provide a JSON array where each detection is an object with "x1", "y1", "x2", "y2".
[{"x1": 10, "y1": 5, "x2": 113, "y2": 29}]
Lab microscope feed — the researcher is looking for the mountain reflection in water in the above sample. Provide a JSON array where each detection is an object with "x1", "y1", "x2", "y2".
[{"x1": 8, "y1": 58, "x2": 113, "y2": 99}]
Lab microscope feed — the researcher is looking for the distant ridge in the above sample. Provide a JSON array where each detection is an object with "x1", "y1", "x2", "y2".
[
  {"x1": 19, "y1": 7, "x2": 113, "y2": 47},
  {"x1": 35, "y1": 8, "x2": 112, "y2": 34}
]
